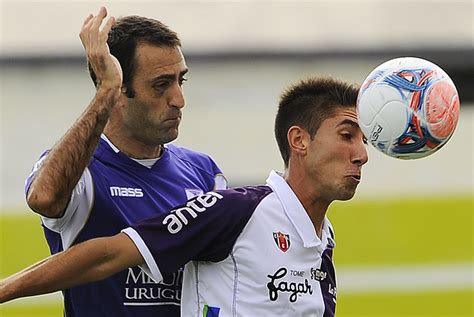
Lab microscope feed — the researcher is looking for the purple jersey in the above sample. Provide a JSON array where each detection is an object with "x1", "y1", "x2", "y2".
[{"x1": 25, "y1": 137, "x2": 225, "y2": 317}]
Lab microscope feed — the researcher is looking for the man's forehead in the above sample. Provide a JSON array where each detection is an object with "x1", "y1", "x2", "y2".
[
  {"x1": 327, "y1": 107, "x2": 359, "y2": 127},
  {"x1": 332, "y1": 106, "x2": 357, "y2": 119},
  {"x1": 134, "y1": 43, "x2": 186, "y2": 72}
]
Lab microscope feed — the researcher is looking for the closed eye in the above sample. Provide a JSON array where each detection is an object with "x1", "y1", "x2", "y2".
[
  {"x1": 153, "y1": 81, "x2": 169, "y2": 90},
  {"x1": 342, "y1": 132, "x2": 352, "y2": 140},
  {"x1": 342, "y1": 132, "x2": 368, "y2": 145}
]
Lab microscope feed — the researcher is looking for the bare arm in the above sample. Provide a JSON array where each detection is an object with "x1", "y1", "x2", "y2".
[
  {"x1": 0, "y1": 233, "x2": 143, "y2": 303},
  {"x1": 27, "y1": 7, "x2": 123, "y2": 217}
]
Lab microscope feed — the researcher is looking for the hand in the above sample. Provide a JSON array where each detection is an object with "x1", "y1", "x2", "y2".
[{"x1": 80, "y1": 7, "x2": 122, "y2": 91}]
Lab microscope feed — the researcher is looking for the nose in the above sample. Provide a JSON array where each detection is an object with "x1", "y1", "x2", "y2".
[
  {"x1": 352, "y1": 141, "x2": 369, "y2": 167},
  {"x1": 168, "y1": 82, "x2": 185, "y2": 109}
]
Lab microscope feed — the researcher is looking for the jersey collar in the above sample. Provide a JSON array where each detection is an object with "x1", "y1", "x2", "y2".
[
  {"x1": 101, "y1": 134, "x2": 120, "y2": 153},
  {"x1": 98, "y1": 134, "x2": 169, "y2": 169},
  {"x1": 266, "y1": 170, "x2": 332, "y2": 251}
]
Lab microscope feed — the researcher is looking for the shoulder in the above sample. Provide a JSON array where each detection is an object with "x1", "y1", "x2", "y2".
[
  {"x1": 165, "y1": 144, "x2": 221, "y2": 173},
  {"x1": 215, "y1": 186, "x2": 274, "y2": 206},
  {"x1": 162, "y1": 186, "x2": 273, "y2": 235},
  {"x1": 166, "y1": 144, "x2": 215, "y2": 162},
  {"x1": 175, "y1": 185, "x2": 274, "y2": 216},
  {"x1": 199, "y1": 186, "x2": 274, "y2": 222}
]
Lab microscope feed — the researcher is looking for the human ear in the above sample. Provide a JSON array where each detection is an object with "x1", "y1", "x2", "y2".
[{"x1": 287, "y1": 126, "x2": 309, "y2": 157}]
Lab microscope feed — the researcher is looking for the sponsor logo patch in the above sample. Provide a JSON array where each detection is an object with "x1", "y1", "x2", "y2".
[
  {"x1": 310, "y1": 268, "x2": 327, "y2": 281},
  {"x1": 123, "y1": 267, "x2": 182, "y2": 306},
  {"x1": 163, "y1": 192, "x2": 224, "y2": 234},
  {"x1": 109, "y1": 186, "x2": 144, "y2": 197},
  {"x1": 266, "y1": 267, "x2": 313, "y2": 303}
]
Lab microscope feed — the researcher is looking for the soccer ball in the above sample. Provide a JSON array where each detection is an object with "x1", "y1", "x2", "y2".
[{"x1": 356, "y1": 57, "x2": 460, "y2": 159}]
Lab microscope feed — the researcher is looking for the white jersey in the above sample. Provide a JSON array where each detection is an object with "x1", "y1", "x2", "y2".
[{"x1": 124, "y1": 171, "x2": 337, "y2": 317}]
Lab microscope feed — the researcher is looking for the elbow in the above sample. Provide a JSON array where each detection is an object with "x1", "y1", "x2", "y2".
[{"x1": 26, "y1": 189, "x2": 66, "y2": 218}]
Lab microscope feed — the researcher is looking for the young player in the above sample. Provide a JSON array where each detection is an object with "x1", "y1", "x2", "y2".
[
  {"x1": 2, "y1": 76, "x2": 368, "y2": 316},
  {"x1": 23, "y1": 7, "x2": 225, "y2": 316}
]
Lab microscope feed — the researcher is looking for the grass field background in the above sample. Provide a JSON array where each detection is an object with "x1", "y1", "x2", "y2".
[{"x1": 0, "y1": 195, "x2": 472, "y2": 316}]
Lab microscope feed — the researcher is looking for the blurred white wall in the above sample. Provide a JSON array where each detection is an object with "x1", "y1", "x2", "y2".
[{"x1": 1, "y1": 0, "x2": 472, "y2": 56}]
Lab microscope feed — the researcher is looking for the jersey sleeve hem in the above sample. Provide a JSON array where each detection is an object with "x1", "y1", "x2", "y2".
[
  {"x1": 122, "y1": 227, "x2": 163, "y2": 283},
  {"x1": 213, "y1": 173, "x2": 228, "y2": 190},
  {"x1": 41, "y1": 168, "x2": 94, "y2": 250}
]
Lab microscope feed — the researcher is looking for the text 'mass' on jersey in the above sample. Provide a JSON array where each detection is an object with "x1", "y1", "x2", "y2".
[{"x1": 124, "y1": 171, "x2": 337, "y2": 317}]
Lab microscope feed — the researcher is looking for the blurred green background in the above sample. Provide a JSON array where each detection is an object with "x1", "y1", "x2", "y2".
[{"x1": 1, "y1": 196, "x2": 472, "y2": 317}]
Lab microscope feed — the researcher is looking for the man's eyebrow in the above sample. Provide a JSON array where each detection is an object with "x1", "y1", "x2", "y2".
[
  {"x1": 336, "y1": 119, "x2": 359, "y2": 128},
  {"x1": 338, "y1": 118, "x2": 367, "y2": 142},
  {"x1": 152, "y1": 69, "x2": 189, "y2": 82}
]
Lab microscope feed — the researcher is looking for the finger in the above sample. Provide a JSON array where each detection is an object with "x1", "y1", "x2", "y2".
[
  {"x1": 90, "y1": 7, "x2": 107, "y2": 32},
  {"x1": 96, "y1": 6, "x2": 107, "y2": 19},
  {"x1": 100, "y1": 16, "x2": 115, "y2": 38},
  {"x1": 79, "y1": 14, "x2": 95, "y2": 47},
  {"x1": 80, "y1": 13, "x2": 95, "y2": 37},
  {"x1": 82, "y1": 13, "x2": 93, "y2": 28},
  {"x1": 84, "y1": 7, "x2": 108, "y2": 53}
]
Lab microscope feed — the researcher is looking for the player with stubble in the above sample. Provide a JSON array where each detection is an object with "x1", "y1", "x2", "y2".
[
  {"x1": 22, "y1": 7, "x2": 226, "y2": 317},
  {"x1": 1, "y1": 76, "x2": 368, "y2": 316}
]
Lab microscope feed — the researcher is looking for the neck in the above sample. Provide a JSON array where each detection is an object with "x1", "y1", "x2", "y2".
[
  {"x1": 103, "y1": 127, "x2": 163, "y2": 159},
  {"x1": 284, "y1": 169, "x2": 330, "y2": 239}
]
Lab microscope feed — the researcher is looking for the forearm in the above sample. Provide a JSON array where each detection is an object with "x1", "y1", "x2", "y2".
[
  {"x1": 27, "y1": 87, "x2": 120, "y2": 217},
  {"x1": 0, "y1": 233, "x2": 142, "y2": 303}
]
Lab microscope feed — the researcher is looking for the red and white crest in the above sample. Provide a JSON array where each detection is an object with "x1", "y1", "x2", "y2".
[{"x1": 273, "y1": 231, "x2": 291, "y2": 252}]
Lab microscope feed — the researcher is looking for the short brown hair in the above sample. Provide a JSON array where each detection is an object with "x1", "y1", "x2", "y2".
[{"x1": 275, "y1": 77, "x2": 359, "y2": 167}]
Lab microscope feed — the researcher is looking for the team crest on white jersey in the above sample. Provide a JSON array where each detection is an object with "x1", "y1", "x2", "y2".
[{"x1": 273, "y1": 231, "x2": 291, "y2": 252}]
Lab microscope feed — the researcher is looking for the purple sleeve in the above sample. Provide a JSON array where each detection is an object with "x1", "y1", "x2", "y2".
[{"x1": 131, "y1": 186, "x2": 272, "y2": 276}]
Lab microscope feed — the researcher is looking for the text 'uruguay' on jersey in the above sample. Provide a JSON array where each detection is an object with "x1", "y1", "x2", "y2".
[
  {"x1": 163, "y1": 192, "x2": 224, "y2": 234},
  {"x1": 124, "y1": 267, "x2": 182, "y2": 305},
  {"x1": 109, "y1": 186, "x2": 144, "y2": 197}
]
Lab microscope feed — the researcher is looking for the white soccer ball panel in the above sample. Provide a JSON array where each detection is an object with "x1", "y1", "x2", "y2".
[
  {"x1": 377, "y1": 99, "x2": 409, "y2": 141},
  {"x1": 358, "y1": 84, "x2": 409, "y2": 143}
]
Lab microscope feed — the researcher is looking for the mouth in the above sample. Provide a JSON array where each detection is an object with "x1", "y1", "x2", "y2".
[
  {"x1": 164, "y1": 116, "x2": 181, "y2": 123},
  {"x1": 346, "y1": 174, "x2": 361, "y2": 184},
  {"x1": 164, "y1": 110, "x2": 182, "y2": 122}
]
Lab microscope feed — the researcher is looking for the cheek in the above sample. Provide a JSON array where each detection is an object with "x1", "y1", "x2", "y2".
[
  {"x1": 310, "y1": 139, "x2": 342, "y2": 162},
  {"x1": 306, "y1": 148, "x2": 328, "y2": 173},
  {"x1": 128, "y1": 98, "x2": 165, "y2": 120},
  {"x1": 126, "y1": 102, "x2": 148, "y2": 121},
  {"x1": 308, "y1": 144, "x2": 346, "y2": 175}
]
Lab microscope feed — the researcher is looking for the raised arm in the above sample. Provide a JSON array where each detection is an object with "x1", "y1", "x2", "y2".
[
  {"x1": 0, "y1": 232, "x2": 143, "y2": 303},
  {"x1": 26, "y1": 7, "x2": 123, "y2": 217}
]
